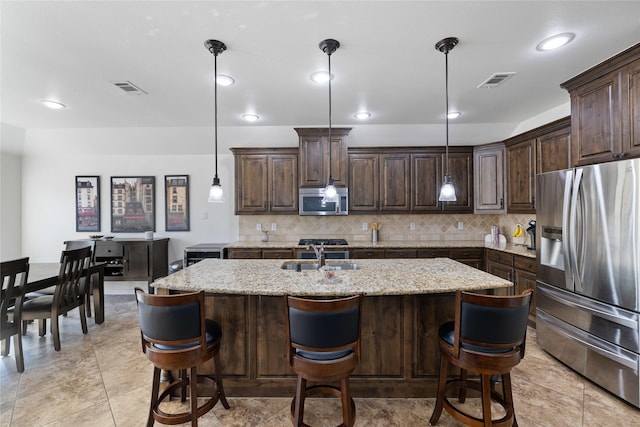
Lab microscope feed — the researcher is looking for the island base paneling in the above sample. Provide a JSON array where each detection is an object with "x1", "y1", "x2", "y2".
[{"x1": 189, "y1": 292, "x2": 459, "y2": 397}]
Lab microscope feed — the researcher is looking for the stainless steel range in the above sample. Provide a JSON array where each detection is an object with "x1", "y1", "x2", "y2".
[
  {"x1": 535, "y1": 159, "x2": 640, "y2": 408},
  {"x1": 297, "y1": 238, "x2": 349, "y2": 259}
]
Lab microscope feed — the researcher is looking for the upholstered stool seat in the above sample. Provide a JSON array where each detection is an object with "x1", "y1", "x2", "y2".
[
  {"x1": 135, "y1": 288, "x2": 229, "y2": 427},
  {"x1": 285, "y1": 294, "x2": 363, "y2": 427},
  {"x1": 430, "y1": 290, "x2": 532, "y2": 427}
]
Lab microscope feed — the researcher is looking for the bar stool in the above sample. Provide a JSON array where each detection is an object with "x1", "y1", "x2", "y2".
[
  {"x1": 429, "y1": 289, "x2": 532, "y2": 427},
  {"x1": 284, "y1": 294, "x2": 363, "y2": 427},
  {"x1": 135, "y1": 288, "x2": 230, "y2": 427}
]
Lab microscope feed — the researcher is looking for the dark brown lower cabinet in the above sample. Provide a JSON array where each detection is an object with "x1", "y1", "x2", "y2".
[
  {"x1": 93, "y1": 238, "x2": 168, "y2": 284},
  {"x1": 197, "y1": 293, "x2": 459, "y2": 397}
]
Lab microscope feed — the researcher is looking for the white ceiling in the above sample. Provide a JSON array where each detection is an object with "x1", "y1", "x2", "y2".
[{"x1": 2, "y1": 1, "x2": 640, "y2": 145}]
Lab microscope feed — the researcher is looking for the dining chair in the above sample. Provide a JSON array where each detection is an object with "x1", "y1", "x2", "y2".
[
  {"x1": 284, "y1": 294, "x2": 363, "y2": 427},
  {"x1": 429, "y1": 289, "x2": 533, "y2": 427},
  {"x1": 135, "y1": 288, "x2": 230, "y2": 427},
  {"x1": 1, "y1": 257, "x2": 30, "y2": 372},
  {"x1": 20, "y1": 246, "x2": 92, "y2": 351}
]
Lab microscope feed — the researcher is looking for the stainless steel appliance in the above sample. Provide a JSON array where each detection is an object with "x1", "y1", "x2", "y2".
[
  {"x1": 299, "y1": 187, "x2": 348, "y2": 216},
  {"x1": 183, "y1": 243, "x2": 227, "y2": 266},
  {"x1": 536, "y1": 158, "x2": 640, "y2": 408},
  {"x1": 297, "y1": 238, "x2": 349, "y2": 260}
]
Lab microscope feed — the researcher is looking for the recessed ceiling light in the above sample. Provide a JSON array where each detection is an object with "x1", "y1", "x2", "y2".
[
  {"x1": 536, "y1": 33, "x2": 575, "y2": 51},
  {"x1": 41, "y1": 100, "x2": 66, "y2": 109},
  {"x1": 447, "y1": 112, "x2": 461, "y2": 119},
  {"x1": 354, "y1": 112, "x2": 371, "y2": 120},
  {"x1": 242, "y1": 114, "x2": 259, "y2": 122},
  {"x1": 310, "y1": 71, "x2": 333, "y2": 83},
  {"x1": 214, "y1": 74, "x2": 235, "y2": 86}
]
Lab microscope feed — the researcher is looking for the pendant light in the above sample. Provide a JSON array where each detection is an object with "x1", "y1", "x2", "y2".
[
  {"x1": 205, "y1": 39, "x2": 226, "y2": 203},
  {"x1": 320, "y1": 38, "x2": 340, "y2": 203},
  {"x1": 436, "y1": 37, "x2": 458, "y2": 202}
]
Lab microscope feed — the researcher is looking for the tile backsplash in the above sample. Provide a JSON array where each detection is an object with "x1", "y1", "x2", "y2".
[{"x1": 238, "y1": 213, "x2": 536, "y2": 244}]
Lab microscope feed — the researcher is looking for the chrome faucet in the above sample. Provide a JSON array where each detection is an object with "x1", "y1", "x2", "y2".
[{"x1": 308, "y1": 243, "x2": 326, "y2": 267}]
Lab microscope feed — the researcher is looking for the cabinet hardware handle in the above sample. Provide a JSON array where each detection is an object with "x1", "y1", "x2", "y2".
[
  {"x1": 619, "y1": 152, "x2": 627, "y2": 158},
  {"x1": 500, "y1": 198, "x2": 504, "y2": 209},
  {"x1": 612, "y1": 153, "x2": 619, "y2": 159}
]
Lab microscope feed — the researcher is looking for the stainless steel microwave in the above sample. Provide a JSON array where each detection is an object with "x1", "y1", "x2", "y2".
[{"x1": 299, "y1": 187, "x2": 348, "y2": 216}]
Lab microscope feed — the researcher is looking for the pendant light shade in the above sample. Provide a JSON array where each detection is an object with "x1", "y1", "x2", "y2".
[
  {"x1": 205, "y1": 39, "x2": 226, "y2": 203},
  {"x1": 436, "y1": 37, "x2": 458, "y2": 202},
  {"x1": 320, "y1": 39, "x2": 340, "y2": 203}
]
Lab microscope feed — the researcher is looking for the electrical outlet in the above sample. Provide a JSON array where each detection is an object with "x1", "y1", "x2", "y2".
[
  {"x1": 410, "y1": 222, "x2": 416, "y2": 231},
  {"x1": 271, "y1": 223, "x2": 277, "y2": 231},
  {"x1": 362, "y1": 222, "x2": 368, "y2": 231},
  {"x1": 458, "y1": 221, "x2": 464, "y2": 230},
  {"x1": 256, "y1": 224, "x2": 262, "y2": 231}
]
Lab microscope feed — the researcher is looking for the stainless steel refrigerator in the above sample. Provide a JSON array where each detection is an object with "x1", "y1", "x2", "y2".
[{"x1": 536, "y1": 158, "x2": 640, "y2": 408}]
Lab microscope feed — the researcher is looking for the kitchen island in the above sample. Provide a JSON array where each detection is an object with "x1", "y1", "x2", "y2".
[{"x1": 152, "y1": 258, "x2": 512, "y2": 397}]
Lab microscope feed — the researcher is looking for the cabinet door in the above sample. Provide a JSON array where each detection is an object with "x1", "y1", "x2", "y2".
[
  {"x1": 474, "y1": 144, "x2": 506, "y2": 213},
  {"x1": 507, "y1": 139, "x2": 536, "y2": 213},
  {"x1": 124, "y1": 243, "x2": 149, "y2": 279},
  {"x1": 297, "y1": 129, "x2": 349, "y2": 188},
  {"x1": 298, "y1": 134, "x2": 324, "y2": 187},
  {"x1": 443, "y1": 151, "x2": 473, "y2": 212},
  {"x1": 570, "y1": 69, "x2": 622, "y2": 165},
  {"x1": 514, "y1": 268, "x2": 537, "y2": 324},
  {"x1": 411, "y1": 153, "x2": 441, "y2": 212},
  {"x1": 624, "y1": 61, "x2": 640, "y2": 158},
  {"x1": 348, "y1": 153, "x2": 380, "y2": 211},
  {"x1": 269, "y1": 154, "x2": 298, "y2": 213},
  {"x1": 537, "y1": 126, "x2": 572, "y2": 173},
  {"x1": 380, "y1": 153, "x2": 410, "y2": 212},
  {"x1": 235, "y1": 155, "x2": 269, "y2": 213}
]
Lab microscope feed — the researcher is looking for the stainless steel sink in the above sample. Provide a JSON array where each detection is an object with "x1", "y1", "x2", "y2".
[{"x1": 281, "y1": 261, "x2": 361, "y2": 271}]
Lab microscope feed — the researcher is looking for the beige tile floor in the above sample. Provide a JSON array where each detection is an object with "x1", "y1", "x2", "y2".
[{"x1": 1, "y1": 295, "x2": 639, "y2": 426}]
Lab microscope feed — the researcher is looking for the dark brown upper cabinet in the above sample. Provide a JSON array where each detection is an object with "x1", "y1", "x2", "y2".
[{"x1": 295, "y1": 128, "x2": 350, "y2": 188}]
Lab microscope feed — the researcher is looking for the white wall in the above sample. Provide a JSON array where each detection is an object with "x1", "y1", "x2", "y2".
[{"x1": 1, "y1": 123, "x2": 26, "y2": 261}]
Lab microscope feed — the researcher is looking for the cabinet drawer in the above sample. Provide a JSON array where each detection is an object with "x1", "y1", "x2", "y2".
[
  {"x1": 351, "y1": 249, "x2": 386, "y2": 259},
  {"x1": 385, "y1": 249, "x2": 417, "y2": 258},
  {"x1": 262, "y1": 249, "x2": 294, "y2": 259},
  {"x1": 228, "y1": 249, "x2": 262, "y2": 259},
  {"x1": 450, "y1": 248, "x2": 483, "y2": 259},
  {"x1": 487, "y1": 250, "x2": 514, "y2": 266},
  {"x1": 416, "y1": 249, "x2": 450, "y2": 258},
  {"x1": 514, "y1": 255, "x2": 536, "y2": 273},
  {"x1": 95, "y1": 242, "x2": 123, "y2": 257}
]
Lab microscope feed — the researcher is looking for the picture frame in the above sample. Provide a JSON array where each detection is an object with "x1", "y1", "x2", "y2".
[
  {"x1": 75, "y1": 176, "x2": 100, "y2": 232},
  {"x1": 110, "y1": 176, "x2": 155, "y2": 232},
  {"x1": 164, "y1": 175, "x2": 190, "y2": 231}
]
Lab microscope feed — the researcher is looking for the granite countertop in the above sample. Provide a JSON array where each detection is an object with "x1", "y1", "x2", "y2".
[
  {"x1": 152, "y1": 258, "x2": 513, "y2": 297},
  {"x1": 225, "y1": 240, "x2": 537, "y2": 259}
]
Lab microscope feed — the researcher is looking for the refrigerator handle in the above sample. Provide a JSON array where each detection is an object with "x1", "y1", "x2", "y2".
[
  {"x1": 569, "y1": 169, "x2": 583, "y2": 292},
  {"x1": 562, "y1": 170, "x2": 574, "y2": 290}
]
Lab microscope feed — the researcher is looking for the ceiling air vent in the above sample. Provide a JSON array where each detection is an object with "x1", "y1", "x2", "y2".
[
  {"x1": 477, "y1": 72, "x2": 516, "y2": 89},
  {"x1": 112, "y1": 81, "x2": 148, "y2": 95}
]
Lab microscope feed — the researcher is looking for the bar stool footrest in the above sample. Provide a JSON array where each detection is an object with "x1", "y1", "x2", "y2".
[{"x1": 153, "y1": 375, "x2": 220, "y2": 425}]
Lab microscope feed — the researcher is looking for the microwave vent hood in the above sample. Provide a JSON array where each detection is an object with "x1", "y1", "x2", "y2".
[{"x1": 299, "y1": 187, "x2": 348, "y2": 216}]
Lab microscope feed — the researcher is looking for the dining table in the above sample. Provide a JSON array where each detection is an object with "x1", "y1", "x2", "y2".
[{"x1": 27, "y1": 262, "x2": 106, "y2": 324}]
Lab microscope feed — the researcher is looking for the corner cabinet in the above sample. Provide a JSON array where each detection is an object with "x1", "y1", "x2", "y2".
[
  {"x1": 561, "y1": 43, "x2": 640, "y2": 165},
  {"x1": 474, "y1": 143, "x2": 506, "y2": 214},
  {"x1": 504, "y1": 117, "x2": 571, "y2": 213},
  {"x1": 93, "y1": 238, "x2": 169, "y2": 284},
  {"x1": 295, "y1": 128, "x2": 350, "y2": 188},
  {"x1": 231, "y1": 148, "x2": 298, "y2": 215}
]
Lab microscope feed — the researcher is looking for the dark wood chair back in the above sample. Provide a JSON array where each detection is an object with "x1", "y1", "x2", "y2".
[
  {"x1": 1, "y1": 257, "x2": 29, "y2": 372},
  {"x1": 63, "y1": 240, "x2": 96, "y2": 265},
  {"x1": 55, "y1": 247, "x2": 92, "y2": 314}
]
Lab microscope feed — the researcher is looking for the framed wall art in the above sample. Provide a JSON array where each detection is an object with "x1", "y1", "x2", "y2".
[
  {"x1": 110, "y1": 176, "x2": 155, "y2": 232},
  {"x1": 164, "y1": 175, "x2": 190, "y2": 231},
  {"x1": 75, "y1": 176, "x2": 100, "y2": 232}
]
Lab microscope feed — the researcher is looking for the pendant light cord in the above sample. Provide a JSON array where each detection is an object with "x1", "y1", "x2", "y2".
[
  {"x1": 328, "y1": 52, "x2": 333, "y2": 181},
  {"x1": 214, "y1": 51, "x2": 219, "y2": 179},
  {"x1": 444, "y1": 49, "x2": 449, "y2": 177}
]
